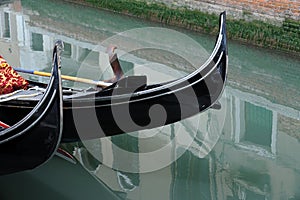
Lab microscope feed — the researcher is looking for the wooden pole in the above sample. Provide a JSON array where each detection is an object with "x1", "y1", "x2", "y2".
[{"x1": 14, "y1": 68, "x2": 113, "y2": 88}]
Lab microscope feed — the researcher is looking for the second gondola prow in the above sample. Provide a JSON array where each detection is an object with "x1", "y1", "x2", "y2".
[{"x1": 0, "y1": 40, "x2": 64, "y2": 175}]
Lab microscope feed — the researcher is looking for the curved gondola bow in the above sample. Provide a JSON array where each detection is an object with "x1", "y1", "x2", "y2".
[
  {"x1": 0, "y1": 41, "x2": 63, "y2": 175},
  {"x1": 0, "y1": 12, "x2": 227, "y2": 142}
]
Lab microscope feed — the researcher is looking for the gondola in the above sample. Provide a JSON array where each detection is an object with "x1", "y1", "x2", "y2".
[
  {"x1": 0, "y1": 41, "x2": 63, "y2": 175},
  {"x1": 0, "y1": 12, "x2": 227, "y2": 142}
]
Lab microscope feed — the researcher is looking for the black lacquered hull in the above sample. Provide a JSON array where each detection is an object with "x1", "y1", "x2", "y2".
[
  {"x1": 61, "y1": 11, "x2": 227, "y2": 141},
  {"x1": 63, "y1": 50, "x2": 226, "y2": 141},
  {"x1": 0, "y1": 12, "x2": 227, "y2": 143},
  {"x1": 0, "y1": 97, "x2": 61, "y2": 175},
  {"x1": 0, "y1": 41, "x2": 63, "y2": 175}
]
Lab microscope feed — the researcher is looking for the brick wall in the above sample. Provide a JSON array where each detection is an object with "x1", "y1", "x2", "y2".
[{"x1": 152, "y1": 0, "x2": 300, "y2": 24}]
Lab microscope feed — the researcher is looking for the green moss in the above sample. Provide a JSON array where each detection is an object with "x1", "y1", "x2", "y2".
[{"x1": 66, "y1": 0, "x2": 300, "y2": 54}]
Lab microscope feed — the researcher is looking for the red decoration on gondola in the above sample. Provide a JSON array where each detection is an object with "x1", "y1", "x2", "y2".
[{"x1": 0, "y1": 56, "x2": 28, "y2": 94}]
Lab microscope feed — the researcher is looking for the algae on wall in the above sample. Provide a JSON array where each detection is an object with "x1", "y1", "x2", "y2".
[{"x1": 64, "y1": 0, "x2": 300, "y2": 54}]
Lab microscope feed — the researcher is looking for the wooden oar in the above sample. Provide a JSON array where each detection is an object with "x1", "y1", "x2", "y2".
[
  {"x1": 14, "y1": 68, "x2": 112, "y2": 88},
  {"x1": 13, "y1": 45, "x2": 123, "y2": 87},
  {"x1": 14, "y1": 46, "x2": 123, "y2": 87}
]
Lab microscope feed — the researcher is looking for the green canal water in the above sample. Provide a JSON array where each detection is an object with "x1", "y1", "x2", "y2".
[{"x1": 0, "y1": 0, "x2": 300, "y2": 199}]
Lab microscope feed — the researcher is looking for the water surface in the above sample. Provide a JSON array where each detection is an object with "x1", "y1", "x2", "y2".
[{"x1": 0, "y1": 1, "x2": 300, "y2": 200}]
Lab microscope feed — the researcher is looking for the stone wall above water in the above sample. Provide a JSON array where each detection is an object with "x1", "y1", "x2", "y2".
[{"x1": 151, "y1": 0, "x2": 300, "y2": 25}]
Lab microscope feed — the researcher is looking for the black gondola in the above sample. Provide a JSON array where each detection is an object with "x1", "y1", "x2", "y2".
[
  {"x1": 0, "y1": 41, "x2": 63, "y2": 175},
  {"x1": 0, "y1": 12, "x2": 227, "y2": 142}
]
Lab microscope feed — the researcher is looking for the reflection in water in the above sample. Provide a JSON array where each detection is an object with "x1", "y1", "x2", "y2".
[
  {"x1": 3, "y1": 12, "x2": 10, "y2": 38},
  {"x1": 0, "y1": 0, "x2": 300, "y2": 200}
]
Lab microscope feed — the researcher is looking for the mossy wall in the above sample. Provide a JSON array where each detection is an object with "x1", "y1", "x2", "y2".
[
  {"x1": 152, "y1": 0, "x2": 300, "y2": 22},
  {"x1": 64, "y1": 0, "x2": 300, "y2": 54}
]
